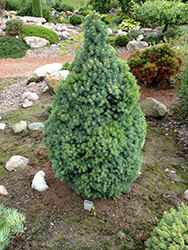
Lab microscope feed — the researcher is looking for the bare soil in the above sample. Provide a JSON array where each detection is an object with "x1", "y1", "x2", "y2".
[{"x1": 0, "y1": 46, "x2": 188, "y2": 250}]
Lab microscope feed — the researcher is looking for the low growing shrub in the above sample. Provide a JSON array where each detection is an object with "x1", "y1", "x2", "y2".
[
  {"x1": 146, "y1": 34, "x2": 163, "y2": 46},
  {"x1": 51, "y1": 0, "x2": 74, "y2": 12},
  {"x1": 127, "y1": 43, "x2": 183, "y2": 88},
  {"x1": 115, "y1": 35, "x2": 129, "y2": 46},
  {"x1": 145, "y1": 202, "x2": 188, "y2": 249},
  {"x1": 0, "y1": 204, "x2": 25, "y2": 250},
  {"x1": 128, "y1": 30, "x2": 141, "y2": 41},
  {"x1": 101, "y1": 14, "x2": 113, "y2": 24},
  {"x1": 27, "y1": 77, "x2": 37, "y2": 85},
  {"x1": 5, "y1": 19, "x2": 24, "y2": 35},
  {"x1": 59, "y1": 16, "x2": 70, "y2": 24},
  {"x1": 106, "y1": 36, "x2": 116, "y2": 46},
  {"x1": 0, "y1": 36, "x2": 30, "y2": 59},
  {"x1": 20, "y1": 25, "x2": 59, "y2": 44},
  {"x1": 118, "y1": 18, "x2": 140, "y2": 32},
  {"x1": 81, "y1": 10, "x2": 90, "y2": 16},
  {"x1": 69, "y1": 15, "x2": 82, "y2": 25}
]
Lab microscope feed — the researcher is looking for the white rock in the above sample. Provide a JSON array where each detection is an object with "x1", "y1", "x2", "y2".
[
  {"x1": 12, "y1": 121, "x2": 27, "y2": 133},
  {"x1": 22, "y1": 91, "x2": 39, "y2": 101},
  {"x1": 32, "y1": 63, "x2": 63, "y2": 81},
  {"x1": 6, "y1": 155, "x2": 28, "y2": 171},
  {"x1": 165, "y1": 168, "x2": 170, "y2": 172},
  {"x1": 28, "y1": 82, "x2": 36, "y2": 87},
  {"x1": 126, "y1": 41, "x2": 149, "y2": 53},
  {"x1": 108, "y1": 28, "x2": 113, "y2": 35},
  {"x1": 32, "y1": 170, "x2": 49, "y2": 192},
  {"x1": 0, "y1": 123, "x2": 6, "y2": 130},
  {"x1": 68, "y1": 29, "x2": 79, "y2": 37},
  {"x1": 24, "y1": 36, "x2": 50, "y2": 48},
  {"x1": 19, "y1": 16, "x2": 46, "y2": 24},
  {"x1": 42, "y1": 86, "x2": 49, "y2": 93},
  {"x1": 184, "y1": 190, "x2": 188, "y2": 200},
  {"x1": 0, "y1": 185, "x2": 8, "y2": 195},
  {"x1": 22, "y1": 99, "x2": 33, "y2": 108},
  {"x1": 137, "y1": 34, "x2": 144, "y2": 41},
  {"x1": 28, "y1": 122, "x2": 44, "y2": 131}
]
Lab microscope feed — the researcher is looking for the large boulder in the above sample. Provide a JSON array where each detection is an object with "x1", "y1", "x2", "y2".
[
  {"x1": 32, "y1": 63, "x2": 63, "y2": 81},
  {"x1": 126, "y1": 40, "x2": 149, "y2": 52},
  {"x1": 19, "y1": 16, "x2": 46, "y2": 24},
  {"x1": 139, "y1": 98, "x2": 168, "y2": 117},
  {"x1": 45, "y1": 70, "x2": 69, "y2": 94},
  {"x1": 24, "y1": 36, "x2": 50, "y2": 48}
]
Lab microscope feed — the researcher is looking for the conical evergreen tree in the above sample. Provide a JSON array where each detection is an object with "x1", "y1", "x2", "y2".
[
  {"x1": 32, "y1": 0, "x2": 42, "y2": 17},
  {"x1": 44, "y1": 11, "x2": 147, "y2": 199}
]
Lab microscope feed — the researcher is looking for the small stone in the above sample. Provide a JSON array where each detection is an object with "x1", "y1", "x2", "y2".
[
  {"x1": 0, "y1": 123, "x2": 6, "y2": 130},
  {"x1": 0, "y1": 185, "x2": 8, "y2": 195},
  {"x1": 28, "y1": 82, "x2": 36, "y2": 87},
  {"x1": 184, "y1": 190, "x2": 188, "y2": 200},
  {"x1": 6, "y1": 155, "x2": 28, "y2": 171},
  {"x1": 165, "y1": 168, "x2": 169, "y2": 172},
  {"x1": 42, "y1": 86, "x2": 49, "y2": 93},
  {"x1": 22, "y1": 91, "x2": 39, "y2": 101},
  {"x1": 28, "y1": 122, "x2": 44, "y2": 131},
  {"x1": 12, "y1": 121, "x2": 27, "y2": 133},
  {"x1": 31, "y1": 170, "x2": 49, "y2": 192},
  {"x1": 22, "y1": 99, "x2": 33, "y2": 108},
  {"x1": 123, "y1": 185, "x2": 131, "y2": 195}
]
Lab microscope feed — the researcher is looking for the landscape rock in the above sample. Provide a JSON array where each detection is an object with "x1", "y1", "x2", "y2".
[
  {"x1": 31, "y1": 170, "x2": 49, "y2": 192},
  {"x1": 5, "y1": 155, "x2": 28, "y2": 171},
  {"x1": 55, "y1": 31, "x2": 69, "y2": 40},
  {"x1": 28, "y1": 82, "x2": 36, "y2": 87},
  {"x1": 68, "y1": 29, "x2": 79, "y2": 37},
  {"x1": 184, "y1": 190, "x2": 188, "y2": 200},
  {"x1": 0, "y1": 123, "x2": 6, "y2": 130},
  {"x1": 28, "y1": 122, "x2": 44, "y2": 131},
  {"x1": 108, "y1": 28, "x2": 113, "y2": 35},
  {"x1": 22, "y1": 99, "x2": 33, "y2": 108},
  {"x1": 19, "y1": 16, "x2": 46, "y2": 24},
  {"x1": 0, "y1": 185, "x2": 8, "y2": 195},
  {"x1": 45, "y1": 70, "x2": 69, "y2": 94},
  {"x1": 24, "y1": 36, "x2": 50, "y2": 48},
  {"x1": 22, "y1": 91, "x2": 39, "y2": 101},
  {"x1": 32, "y1": 63, "x2": 63, "y2": 81},
  {"x1": 12, "y1": 121, "x2": 27, "y2": 133},
  {"x1": 140, "y1": 98, "x2": 168, "y2": 117},
  {"x1": 126, "y1": 40, "x2": 149, "y2": 52}
]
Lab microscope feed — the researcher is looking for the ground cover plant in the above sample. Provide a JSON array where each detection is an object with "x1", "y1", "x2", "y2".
[
  {"x1": 0, "y1": 36, "x2": 30, "y2": 59},
  {"x1": 20, "y1": 25, "x2": 59, "y2": 44},
  {"x1": 5, "y1": 19, "x2": 24, "y2": 35},
  {"x1": 44, "y1": 11, "x2": 147, "y2": 199}
]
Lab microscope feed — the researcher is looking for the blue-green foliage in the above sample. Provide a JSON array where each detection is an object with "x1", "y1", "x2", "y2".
[{"x1": 44, "y1": 11, "x2": 146, "y2": 199}]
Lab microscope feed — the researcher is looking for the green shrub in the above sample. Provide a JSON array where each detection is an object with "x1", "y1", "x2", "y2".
[
  {"x1": 61, "y1": 61, "x2": 72, "y2": 70},
  {"x1": 101, "y1": 14, "x2": 113, "y2": 24},
  {"x1": 16, "y1": 2, "x2": 32, "y2": 16},
  {"x1": 146, "y1": 34, "x2": 163, "y2": 46},
  {"x1": 111, "y1": 16, "x2": 120, "y2": 25},
  {"x1": 5, "y1": 19, "x2": 24, "y2": 35},
  {"x1": 3, "y1": 0, "x2": 19, "y2": 10},
  {"x1": 115, "y1": 35, "x2": 129, "y2": 46},
  {"x1": 127, "y1": 43, "x2": 183, "y2": 88},
  {"x1": 0, "y1": 36, "x2": 30, "y2": 59},
  {"x1": 69, "y1": 15, "x2": 82, "y2": 25},
  {"x1": 118, "y1": 18, "x2": 140, "y2": 32},
  {"x1": 106, "y1": 36, "x2": 115, "y2": 46},
  {"x1": 20, "y1": 25, "x2": 59, "y2": 44},
  {"x1": 32, "y1": 0, "x2": 42, "y2": 17},
  {"x1": 145, "y1": 202, "x2": 188, "y2": 249},
  {"x1": 81, "y1": 10, "x2": 90, "y2": 16},
  {"x1": 132, "y1": 0, "x2": 188, "y2": 33},
  {"x1": 46, "y1": 104, "x2": 53, "y2": 114},
  {"x1": 44, "y1": 11, "x2": 146, "y2": 199},
  {"x1": 128, "y1": 30, "x2": 141, "y2": 41},
  {"x1": 59, "y1": 16, "x2": 70, "y2": 24},
  {"x1": 27, "y1": 77, "x2": 37, "y2": 85},
  {"x1": 88, "y1": 0, "x2": 110, "y2": 14},
  {"x1": 0, "y1": 204, "x2": 25, "y2": 250},
  {"x1": 51, "y1": 0, "x2": 74, "y2": 12}
]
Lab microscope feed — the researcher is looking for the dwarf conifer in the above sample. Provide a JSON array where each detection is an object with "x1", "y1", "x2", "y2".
[{"x1": 44, "y1": 11, "x2": 146, "y2": 199}]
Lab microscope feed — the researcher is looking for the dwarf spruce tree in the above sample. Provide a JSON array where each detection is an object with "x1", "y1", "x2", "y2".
[{"x1": 44, "y1": 11, "x2": 146, "y2": 199}]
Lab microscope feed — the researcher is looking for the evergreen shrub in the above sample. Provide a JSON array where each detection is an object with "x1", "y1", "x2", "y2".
[
  {"x1": 69, "y1": 15, "x2": 82, "y2": 25},
  {"x1": 127, "y1": 43, "x2": 183, "y2": 88},
  {"x1": 145, "y1": 202, "x2": 188, "y2": 249},
  {"x1": 5, "y1": 19, "x2": 24, "y2": 35},
  {"x1": 61, "y1": 61, "x2": 72, "y2": 70},
  {"x1": 0, "y1": 204, "x2": 25, "y2": 250},
  {"x1": 20, "y1": 25, "x2": 59, "y2": 44},
  {"x1": 44, "y1": 11, "x2": 146, "y2": 199},
  {"x1": 115, "y1": 35, "x2": 129, "y2": 46},
  {"x1": 106, "y1": 36, "x2": 115, "y2": 46},
  {"x1": 146, "y1": 34, "x2": 163, "y2": 46},
  {"x1": 0, "y1": 37, "x2": 30, "y2": 59},
  {"x1": 101, "y1": 15, "x2": 113, "y2": 24}
]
